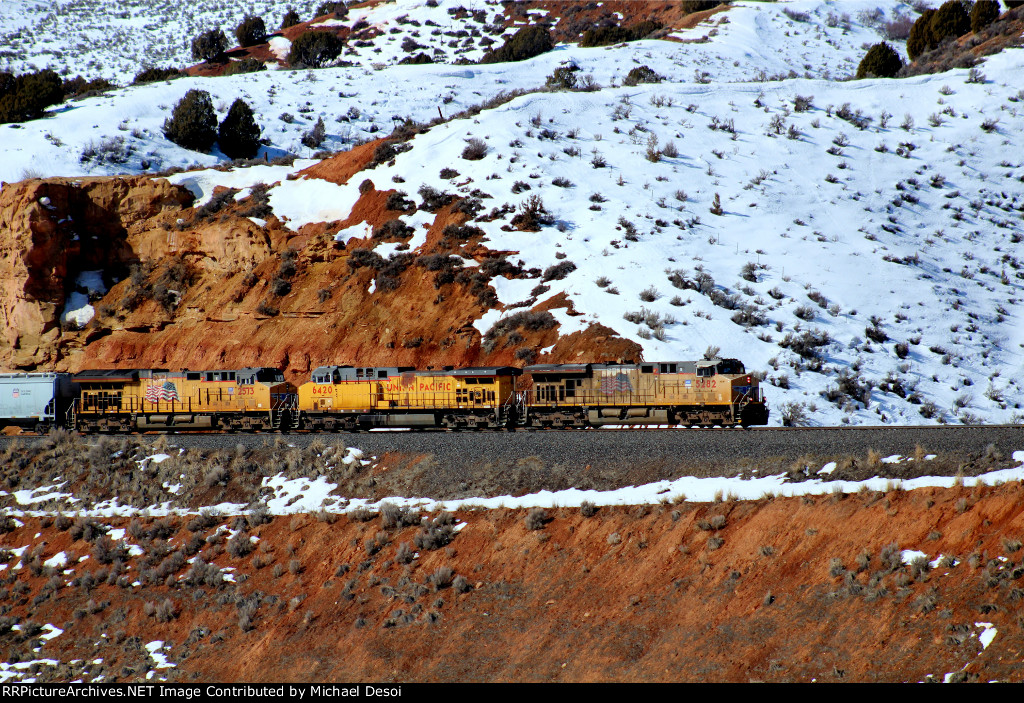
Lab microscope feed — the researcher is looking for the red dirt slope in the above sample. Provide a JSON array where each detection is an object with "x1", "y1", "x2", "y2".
[{"x1": 3, "y1": 482, "x2": 1024, "y2": 682}]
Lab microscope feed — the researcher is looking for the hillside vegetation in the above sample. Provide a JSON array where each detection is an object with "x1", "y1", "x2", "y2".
[{"x1": 0, "y1": 1, "x2": 1023, "y2": 430}]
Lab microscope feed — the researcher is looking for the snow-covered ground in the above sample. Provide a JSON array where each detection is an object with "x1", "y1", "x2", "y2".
[
  {"x1": 2, "y1": 448, "x2": 1024, "y2": 519},
  {"x1": 2, "y1": 1, "x2": 1023, "y2": 426}
]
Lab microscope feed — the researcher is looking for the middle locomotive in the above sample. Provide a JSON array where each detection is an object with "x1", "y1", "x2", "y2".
[{"x1": 296, "y1": 365, "x2": 521, "y2": 430}]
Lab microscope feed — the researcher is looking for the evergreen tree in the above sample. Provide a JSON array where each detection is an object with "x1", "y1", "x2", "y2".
[
  {"x1": 281, "y1": 7, "x2": 301, "y2": 30},
  {"x1": 218, "y1": 99, "x2": 262, "y2": 159},
  {"x1": 0, "y1": 69, "x2": 64, "y2": 123},
  {"x1": 931, "y1": 0, "x2": 972, "y2": 44},
  {"x1": 315, "y1": 2, "x2": 348, "y2": 18},
  {"x1": 857, "y1": 43, "x2": 905, "y2": 78},
  {"x1": 163, "y1": 89, "x2": 217, "y2": 152},
  {"x1": 479, "y1": 25, "x2": 554, "y2": 64},
  {"x1": 191, "y1": 28, "x2": 228, "y2": 63},
  {"x1": 287, "y1": 31, "x2": 343, "y2": 67},
  {"x1": 970, "y1": 0, "x2": 1000, "y2": 33},
  {"x1": 907, "y1": 9, "x2": 937, "y2": 59},
  {"x1": 133, "y1": 66, "x2": 184, "y2": 84},
  {"x1": 235, "y1": 15, "x2": 267, "y2": 47},
  {"x1": 0, "y1": 71, "x2": 15, "y2": 99}
]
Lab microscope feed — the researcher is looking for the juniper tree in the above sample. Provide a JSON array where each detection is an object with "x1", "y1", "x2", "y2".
[
  {"x1": 970, "y1": 0, "x2": 1000, "y2": 33},
  {"x1": 218, "y1": 98, "x2": 262, "y2": 159},
  {"x1": 907, "y1": 9, "x2": 937, "y2": 59},
  {"x1": 235, "y1": 15, "x2": 267, "y2": 47},
  {"x1": 479, "y1": 25, "x2": 553, "y2": 63},
  {"x1": 857, "y1": 43, "x2": 904, "y2": 79},
  {"x1": 163, "y1": 89, "x2": 217, "y2": 152},
  {"x1": 0, "y1": 69, "x2": 64, "y2": 123},
  {"x1": 191, "y1": 29, "x2": 228, "y2": 63},
  {"x1": 288, "y1": 31, "x2": 343, "y2": 67},
  {"x1": 280, "y1": 8, "x2": 300, "y2": 30}
]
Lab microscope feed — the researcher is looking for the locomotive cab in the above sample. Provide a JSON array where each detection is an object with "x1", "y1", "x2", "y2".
[{"x1": 703, "y1": 358, "x2": 769, "y2": 426}]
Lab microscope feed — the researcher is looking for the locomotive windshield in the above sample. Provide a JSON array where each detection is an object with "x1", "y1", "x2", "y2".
[
  {"x1": 715, "y1": 360, "x2": 745, "y2": 375},
  {"x1": 256, "y1": 369, "x2": 285, "y2": 383}
]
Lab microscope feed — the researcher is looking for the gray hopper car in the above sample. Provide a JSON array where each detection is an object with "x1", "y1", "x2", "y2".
[{"x1": 0, "y1": 373, "x2": 77, "y2": 433}]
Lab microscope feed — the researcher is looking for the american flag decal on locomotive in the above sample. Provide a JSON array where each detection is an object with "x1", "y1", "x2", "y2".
[
  {"x1": 599, "y1": 372, "x2": 633, "y2": 395},
  {"x1": 145, "y1": 381, "x2": 179, "y2": 403}
]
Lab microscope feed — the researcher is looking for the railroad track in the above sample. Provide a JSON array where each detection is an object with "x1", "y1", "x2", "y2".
[{"x1": 5, "y1": 425, "x2": 1019, "y2": 478}]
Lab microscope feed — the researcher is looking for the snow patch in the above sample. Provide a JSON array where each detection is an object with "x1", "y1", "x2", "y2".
[
  {"x1": 976, "y1": 623, "x2": 996, "y2": 650},
  {"x1": 268, "y1": 36, "x2": 291, "y2": 62},
  {"x1": 43, "y1": 552, "x2": 67, "y2": 569},
  {"x1": 901, "y1": 549, "x2": 927, "y2": 565},
  {"x1": 60, "y1": 292, "x2": 94, "y2": 329},
  {"x1": 268, "y1": 175, "x2": 360, "y2": 229},
  {"x1": 261, "y1": 475, "x2": 339, "y2": 514}
]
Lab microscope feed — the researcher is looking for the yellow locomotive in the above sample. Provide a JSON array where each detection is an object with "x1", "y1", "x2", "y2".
[
  {"x1": 73, "y1": 367, "x2": 295, "y2": 432},
  {"x1": 296, "y1": 365, "x2": 522, "y2": 430},
  {"x1": 523, "y1": 358, "x2": 768, "y2": 428}
]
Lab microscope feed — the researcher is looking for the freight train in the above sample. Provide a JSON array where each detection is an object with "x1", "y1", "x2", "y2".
[{"x1": 0, "y1": 358, "x2": 768, "y2": 433}]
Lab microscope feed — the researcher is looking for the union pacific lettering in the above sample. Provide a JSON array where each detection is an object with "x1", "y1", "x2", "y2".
[
  {"x1": 381, "y1": 381, "x2": 454, "y2": 392},
  {"x1": 312, "y1": 381, "x2": 456, "y2": 393}
]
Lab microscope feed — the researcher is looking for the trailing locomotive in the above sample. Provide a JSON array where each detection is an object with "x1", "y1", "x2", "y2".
[
  {"x1": 521, "y1": 358, "x2": 769, "y2": 428},
  {"x1": 0, "y1": 358, "x2": 768, "y2": 433}
]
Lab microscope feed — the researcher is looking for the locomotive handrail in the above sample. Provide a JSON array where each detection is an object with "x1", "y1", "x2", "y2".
[
  {"x1": 735, "y1": 385, "x2": 753, "y2": 405},
  {"x1": 272, "y1": 393, "x2": 297, "y2": 409},
  {"x1": 521, "y1": 389, "x2": 664, "y2": 405}
]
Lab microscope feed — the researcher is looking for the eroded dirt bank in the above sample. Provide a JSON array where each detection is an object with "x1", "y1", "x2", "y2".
[
  {"x1": 0, "y1": 161, "x2": 639, "y2": 383},
  {"x1": 3, "y1": 481, "x2": 1024, "y2": 682}
]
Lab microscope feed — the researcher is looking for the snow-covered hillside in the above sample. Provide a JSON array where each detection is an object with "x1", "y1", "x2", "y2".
[
  {"x1": 0, "y1": 0, "x2": 305, "y2": 81},
  {"x1": 1, "y1": 0, "x2": 912, "y2": 180},
  {"x1": 2, "y1": 0, "x2": 1023, "y2": 426}
]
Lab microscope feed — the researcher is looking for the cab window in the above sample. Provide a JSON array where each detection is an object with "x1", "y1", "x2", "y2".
[{"x1": 716, "y1": 360, "x2": 744, "y2": 374}]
